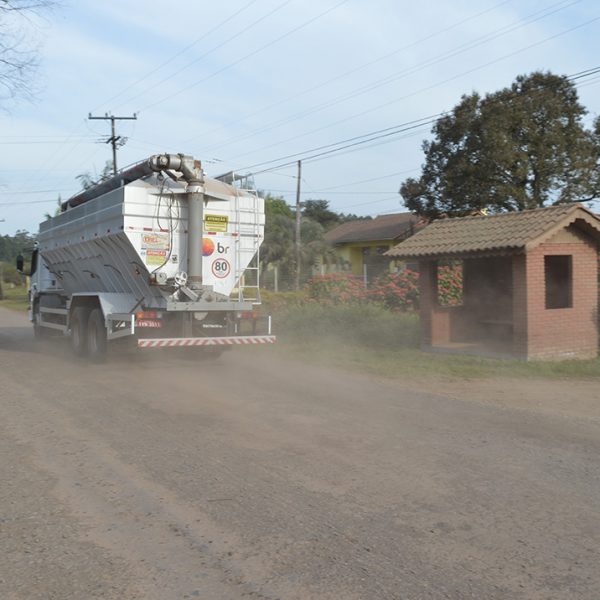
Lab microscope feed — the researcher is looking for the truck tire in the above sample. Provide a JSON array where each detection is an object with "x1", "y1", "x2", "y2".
[
  {"x1": 70, "y1": 307, "x2": 89, "y2": 356},
  {"x1": 87, "y1": 308, "x2": 107, "y2": 360}
]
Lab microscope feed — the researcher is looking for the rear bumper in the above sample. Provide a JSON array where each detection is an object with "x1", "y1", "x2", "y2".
[{"x1": 137, "y1": 335, "x2": 276, "y2": 348}]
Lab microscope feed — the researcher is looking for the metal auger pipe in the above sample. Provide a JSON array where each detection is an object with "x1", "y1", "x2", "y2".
[{"x1": 148, "y1": 154, "x2": 205, "y2": 289}]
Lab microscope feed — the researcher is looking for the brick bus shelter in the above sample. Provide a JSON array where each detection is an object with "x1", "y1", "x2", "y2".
[{"x1": 387, "y1": 204, "x2": 600, "y2": 360}]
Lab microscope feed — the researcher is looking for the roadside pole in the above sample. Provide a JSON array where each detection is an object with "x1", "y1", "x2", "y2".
[{"x1": 294, "y1": 160, "x2": 302, "y2": 291}]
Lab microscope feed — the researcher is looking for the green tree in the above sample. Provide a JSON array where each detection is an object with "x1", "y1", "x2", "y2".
[
  {"x1": 0, "y1": 230, "x2": 36, "y2": 262},
  {"x1": 75, "y1": 161, "x2": 113, "y2": 191},
  {"x1": 44, "y1": 194, "x2": 62, "y2": 220},
  {"x1": 302, "y1": 199, "x2": 340, "y2": 230},
  {"x1": 260, "y1": 195, "x2": 337, "y2": 289},
  {"x1": 401, "y1": 71, "x2": 599, "y2": 218}
]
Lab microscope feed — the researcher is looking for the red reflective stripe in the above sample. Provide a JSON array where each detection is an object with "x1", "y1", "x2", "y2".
[{"x1": 137, "y1": 336, "x2": 276, "y2": 348}]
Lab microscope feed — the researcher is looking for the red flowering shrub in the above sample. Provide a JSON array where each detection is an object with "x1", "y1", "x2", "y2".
[
  {"x1": 302, "y1": 264, "x2": 462, "y2": 312},
  {"x1": 437, "y1": 262, "x2": 463, "y2": 306},
  {"x1": 365, "y1": 270, "x2": 420, "y2": 311},
  {"x1": 306, "y1": 273, "x2": 365, "y2": 305}
]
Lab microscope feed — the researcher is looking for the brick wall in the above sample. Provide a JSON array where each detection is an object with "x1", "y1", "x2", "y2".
[
  {"x1": 524, "y1": 228, "x2": 598, "y2": 360},
  {"x1": 419, "y1": 225, "x2": 598, "y2": 360}
]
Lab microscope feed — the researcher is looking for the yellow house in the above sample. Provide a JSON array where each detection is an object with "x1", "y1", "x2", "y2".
[{"x1": 323, "y1": 213, "x2": 422, "y2": 281}]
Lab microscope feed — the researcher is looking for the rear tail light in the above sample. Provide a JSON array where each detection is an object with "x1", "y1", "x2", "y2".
[
  {"x1": 136, "y1": 310, "x2": 161, "y2": 320},
  {"x1": 240, "y1": 311, "x2": 258, "y2": 319}
]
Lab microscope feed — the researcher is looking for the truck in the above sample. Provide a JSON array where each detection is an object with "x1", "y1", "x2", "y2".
[{"x1": 18, "y1": 153, "x2": 275, "y2": 359}]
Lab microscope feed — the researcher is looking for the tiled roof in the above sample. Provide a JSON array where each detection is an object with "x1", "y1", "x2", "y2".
[
  {"x1": 386, "y1": 203, "x2": 600, "y2": 259},
  {"x1": 325, "y1": 213, "x2": 421, "y2": 245}
]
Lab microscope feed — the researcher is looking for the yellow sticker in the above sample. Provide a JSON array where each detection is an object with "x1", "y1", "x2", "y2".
[
  {"x1": 204, "y1": 214, "x2": 228, "y2": 233},
  {"x1": 146, "y1": 249, "x2": 167, "y2": 266}
]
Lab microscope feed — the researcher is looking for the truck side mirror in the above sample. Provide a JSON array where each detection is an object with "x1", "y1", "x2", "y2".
[{"x1": 16, "y1": 254, "x2": 24, "y2": 273}]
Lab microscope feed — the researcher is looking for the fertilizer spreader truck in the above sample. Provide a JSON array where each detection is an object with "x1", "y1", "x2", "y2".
[{"x1": 18, "y1": 153, "x2": 275, "y2": 359}]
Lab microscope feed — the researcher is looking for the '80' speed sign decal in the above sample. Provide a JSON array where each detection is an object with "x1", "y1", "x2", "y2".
[{"x1": 212, "y1": 258, "x2": 231, "y2": 278}]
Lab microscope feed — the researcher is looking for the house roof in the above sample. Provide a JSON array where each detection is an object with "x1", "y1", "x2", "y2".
[
  {"x1": 325, "y1": 213, "x2": 420, "y2": 245},
  {"x1": 386, "y1": 203, "x2": 600, "y2": 259}
]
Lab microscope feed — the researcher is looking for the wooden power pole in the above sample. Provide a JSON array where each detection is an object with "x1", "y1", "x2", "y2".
[{"x1": 88, "y1": 112, "x2": 137, "y2": 176}]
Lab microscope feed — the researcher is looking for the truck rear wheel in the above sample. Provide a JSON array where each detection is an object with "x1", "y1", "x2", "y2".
[
  {"x1": 70, "y1": 307, "x2": 89, "y2": 356},
  {"x1": 87, "y1": 308, "x2": 107, "y2": 360}
]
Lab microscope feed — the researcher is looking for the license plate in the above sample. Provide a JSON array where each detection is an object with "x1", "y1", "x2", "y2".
[{"x1": 136, "y1": 319, "x2": 162, "y2": 328}]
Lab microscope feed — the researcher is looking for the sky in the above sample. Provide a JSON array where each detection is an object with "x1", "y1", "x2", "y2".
[{"x1": 0, "y1": 0, "x2": 599, "y2": 235}]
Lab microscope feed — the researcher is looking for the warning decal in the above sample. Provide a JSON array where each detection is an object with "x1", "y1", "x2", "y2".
[
  {"x1": 142, "y1": 232, "x2": 170, "y2": 250},
  {"x1": 146, "y1": 249, "x2": 167, "y2": 266},
  {"x1": 204, "y1": 214, "x2": 229, "y2": 233}
]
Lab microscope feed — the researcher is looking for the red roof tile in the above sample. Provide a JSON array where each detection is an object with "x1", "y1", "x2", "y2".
[{"x1": 387, "y1": 204, "x2": 600, "y2": 259}]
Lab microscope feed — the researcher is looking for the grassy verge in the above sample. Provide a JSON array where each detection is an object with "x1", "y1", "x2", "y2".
[
  {"x1": 271, "y1": 303, "x2": 600, "y2": 381},
  {"x1": 0, "y1": 286, "x2": 29, "y2": 311}
]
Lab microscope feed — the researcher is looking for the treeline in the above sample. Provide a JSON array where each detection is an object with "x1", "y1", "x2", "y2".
[
  {"x1": 0, "y1": 231, "x2": 36, "y2": 263},
  {"x1": 261, "y1": 196, "x2": 367, "y2": 288}
]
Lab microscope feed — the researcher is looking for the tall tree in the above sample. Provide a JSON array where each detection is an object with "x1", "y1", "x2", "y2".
[
  {"x1": 302, "y1": 199, "x2": 340, "y2": 230},
  {"x1": 401, "y1": 72, "x2": 599, "y2": 219},
  {"x1": 260, "y1": 195, "x2": 337, "y2": 288}
]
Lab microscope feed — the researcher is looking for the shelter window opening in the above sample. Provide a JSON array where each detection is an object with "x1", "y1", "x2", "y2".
[
  {"x1": 544, "y1": 255, "x2": 572, "y2": 309},
  {"x1": 436, "y1": 259, "x2": 463, "y2": 306}
]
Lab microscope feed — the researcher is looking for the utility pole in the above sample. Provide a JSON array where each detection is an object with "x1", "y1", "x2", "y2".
[
  {"x1": 88, "y1": 112, "x2": 137, "y2": 176},
  {"x1": 294, "y1": 160, "x2": 302, "y2": 291}
]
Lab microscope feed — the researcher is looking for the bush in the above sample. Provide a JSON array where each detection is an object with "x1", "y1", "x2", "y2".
[
  {"x1": 1, "y1": 262, "x2": 19, "y2": 286},
  {"x1": 365, "y1": 270, "x2": 419, "y2": 311},
  {"x1": 306, "y1": 273, "x2": 365, "y2": 305},
  {"x1": 276, "y1": 303, "x2": 420, "y2": 350},
  {"x1": 437, "y1": 262, "x2": 463, "y2": 306}
]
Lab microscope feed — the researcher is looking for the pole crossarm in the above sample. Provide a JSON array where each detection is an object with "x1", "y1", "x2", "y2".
[{"x1": 88, "y1": 112, "x2": 138, "y2": 176}]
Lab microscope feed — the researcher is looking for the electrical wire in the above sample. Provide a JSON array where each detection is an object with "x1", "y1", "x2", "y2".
[
  {"x1": 181, "y1": 0, "x2": 514, "y2": 145},
  {"x1": 91, "y1": 0, "x2": 261, "y2": 113},
  {"x1": 195, "y1": 0, "x2": 578, "y2": 156},
  {"x1": 223, "y1": 15, "x2": 600, "y2": 169},
  {"x1": 136, "y1": 0, "x2": 350, "y2": 114},
  {"x1": 113, "y1": 0, "x2": 295, "y2": 111},
  {"x1": 231, "y1": 114, "x2": 441, "y2": 173}
]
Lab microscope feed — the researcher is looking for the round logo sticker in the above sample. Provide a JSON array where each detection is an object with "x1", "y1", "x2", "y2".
[
  {"x1": 212, "y1": 258, "x2": 231, "y2": 278},
  {"x1": 202, "y1": 238, "x2": 215, "y2": 256}
]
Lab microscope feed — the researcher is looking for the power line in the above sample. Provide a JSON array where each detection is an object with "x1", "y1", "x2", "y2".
[
  {"x1": 194, "y1": 0, "x2": 577, "y2": 156},
  {"x1": 222, "y1": 15, "x2": 600, "y2": 169},
  {"x1": 232, "y1": 61, "x2": 600, "y2": 192},
  {"x1": 88, "y1": 112, "x2": 138, "y2": 176},
  {"x1": 136, "y1": 0, "x2": 349, "y2": 114},
  {"x1": 314, "y1": 169, "x2": 421, "y2": 192},
  {"x1": 231, "y1": 114, "x2": 441, "y2": 173},
  {"x1": 0, "y1": 198, "x2": 61, "y2": 206},
  {"x1": 0, "y1": 189, "x2": 65, "y2": 195},
  {"x1": 113, "y1": 0, "x2": 295, "y2": 112},
  {"x1": 0, "y1": 138, "x2": 98, "y2": 145},
  {"x1": 180, "y1": 0, "x2": 514, "y2": 145},
  {"x1": 90, "y1": 0, "x2": 261, "y2": 113}
]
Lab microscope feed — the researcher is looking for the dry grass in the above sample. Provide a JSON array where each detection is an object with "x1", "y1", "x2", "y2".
[{"x1": 0, "y1": 286, "x2": 29, "y2": 312}]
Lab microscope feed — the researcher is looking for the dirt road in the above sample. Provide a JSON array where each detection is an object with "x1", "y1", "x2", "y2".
[{"x1": 1, "y1": 307, "x2": 599, "y2": 599}]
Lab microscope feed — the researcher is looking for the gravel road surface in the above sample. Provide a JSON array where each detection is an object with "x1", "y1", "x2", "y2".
[{"x1": 0, "y1": 307, "x2": 599, "y2": 599}]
